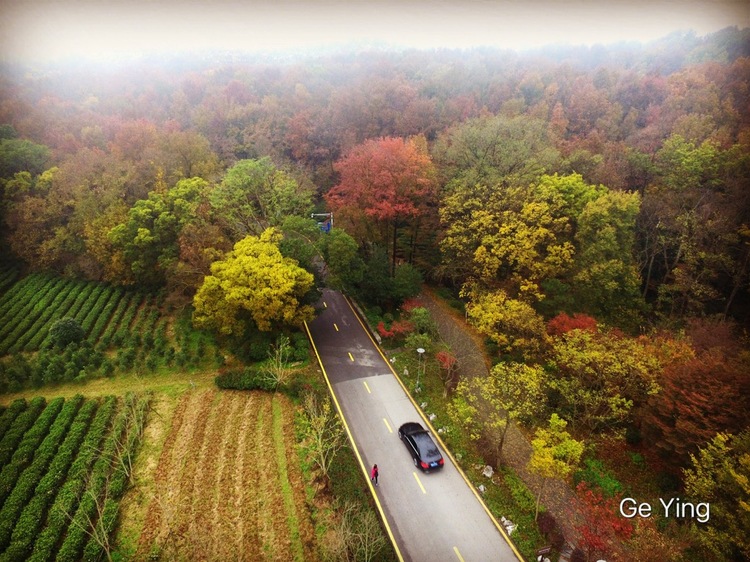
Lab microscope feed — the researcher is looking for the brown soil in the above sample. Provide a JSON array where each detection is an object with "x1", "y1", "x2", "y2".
[{"x1": 132, "y1": 389, "x2": 316, "y2": 561}]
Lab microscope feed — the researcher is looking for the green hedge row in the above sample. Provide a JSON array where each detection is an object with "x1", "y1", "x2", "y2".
[
  {"x1": 215, "y1": 368, "x2": 277, "y2": 392},
  {"x1": 0, "y1": 278, "x2": 64, "y2": 355},
  {"x1": 0, "y1": 396, "x2": 83, "y2": 551},
  {"x1": 0, "y1": 397, "x2": 46, "y2": 468},
  {"x1": 97, "y1": 291, "x2": 134, "y2": 347},
  {"x1": 0, "y1": 268, "x2": 19, "y2": 295},
  {"x1": 2, "y1": 399, "x2": 97, "y2": 562},
  {"x1": 80, "y1": 393, "x2": 150, "y2": 562},
  {"x1": 0, "y1": 399, "x2": 27, "y2": 443},
  {"x1": 38, "y1": 283, "x2": 96, "y2": 350},
  {"x1": 11, "y1": 279, "x2": 76, "y2": 352},
  {"x1": 53, "y1": 397, "x2": 131, "y2": 562},
  {"x1": 27, "y1": 396, "x2": 117, "y2": 562},
  {"x1": 78, "y1": 286, "x2": 114, "y2": 338},
  {"x1": 24, "y1": 280, "x2": 87, "y2": 352},
  {"x1": 110, "y1": 293, "x2": 145, "y2": 345},
  {"x1": 87, "y1": 287, "x2": 124, "y2": 343},
  {"x1": 0, "y1": 275, "x2": 50, "y2": 330},
  {"x1": 0, "y1": 398, "x2": 65, "y2": 508}
]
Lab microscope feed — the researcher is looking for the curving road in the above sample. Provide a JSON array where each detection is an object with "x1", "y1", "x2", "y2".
[{"x1": 305, "y1": 289, "x2": 523, "y2": 562}]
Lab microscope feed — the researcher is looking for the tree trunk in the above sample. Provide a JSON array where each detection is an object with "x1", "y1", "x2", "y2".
[
  {"x1": 391, "y1": 222, "x2": 398, "y2": 277},
  {"x1": 724, "y1": 245, "x2": 750, "y2": 319},
  {"x1": 498, "y1": 412, "x2": 511, "y2": 457},
  {"x1": 535, "y1": 478, "x2": 547, "y2": 521},
  {"x1": 643, "y1": 253, "x2": 655, "y2": 298}
]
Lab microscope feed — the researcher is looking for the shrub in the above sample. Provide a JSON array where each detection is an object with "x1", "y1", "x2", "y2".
[
  {"x1": 502, "y1": 469, "x2": 537, "y2": 513},
  {"x1": 49, "y1": 318, "x2": 85, "y2": 347},
  {"x1": 291, "y1": 332, "x2": 309, "y2": 362},
  {"x1": 537, "y1": 511, "x2": 557, "y2": 537},
  {"x1": 408, "y1": 307, "x2": 437, "y2": 336},
  {"x1": 215, "y1": 368, "x2": 276, "y2": 392},
  {"x1": 573, "y1": 458, "x2": 623, "y2": 498},
  {"x1": 392, "y1": 263, "x2": 423, "y2": 303}
]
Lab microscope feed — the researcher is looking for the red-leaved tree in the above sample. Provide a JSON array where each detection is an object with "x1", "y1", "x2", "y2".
[
  {"x1": 574, "y1": 482, "x2": 634, "y2": 561},
  {"x1": 325, "y1": 136, "x2": 436, "y2": 275},
  {"x1": 546, "y1": 312, "x2": 598, "y2": 336}
]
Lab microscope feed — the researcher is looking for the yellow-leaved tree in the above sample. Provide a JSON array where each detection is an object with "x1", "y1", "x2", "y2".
[{"x1": 193, "y1": 228, "x2": 315, "y2": 334}]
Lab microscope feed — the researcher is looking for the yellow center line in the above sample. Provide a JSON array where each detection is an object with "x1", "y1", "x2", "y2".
[
  {"x1": 453, "y1": 547, "x2": 465, "y2": 562},
  {"x1": 363, "y1": 381, "x2": 371, "y2": 393},
  {"x1": 413, "y1": 472, "x2": 427, "y2": 494},
  {"x1": 348, "y1": 352, "x2": 354, "y2": 362},
  {"x1": 383, "y1": 418, "x2": 392, "y2": 433},
  {"x1": 334, "y1": 323, "x2": 339, "y2": 331}
]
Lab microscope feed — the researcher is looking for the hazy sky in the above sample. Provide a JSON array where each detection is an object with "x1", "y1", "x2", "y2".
[{"x1": 1, "y1": 0, "x2": 749, "y2": 62}]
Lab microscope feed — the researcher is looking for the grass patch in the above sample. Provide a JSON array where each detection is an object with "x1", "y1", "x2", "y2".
[
  {"x1": 272, "y1": 396, "x2": 305, "y2": 562},
  {"x1": 0, "y1": 368, "x2": 217, "y2": 406}
]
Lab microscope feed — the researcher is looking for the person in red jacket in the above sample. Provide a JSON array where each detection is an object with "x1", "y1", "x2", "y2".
[{"x1": 371, "y1": 464, "x2": 379, "y2": 486}]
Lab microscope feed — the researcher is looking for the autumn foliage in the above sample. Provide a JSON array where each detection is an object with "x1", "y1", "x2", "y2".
[
  {"x1": 376, "y1": 320, "x2": 414, "y2": 339},
  {"x1": 546, "y1": 312, "x2": 598, "y2": 336},
  {"x1": 325, "y1": 136, "x2": 436, "y2": 273},
  {"x1": 573, "y1": 482, "x2": 634, "y2": 560}
]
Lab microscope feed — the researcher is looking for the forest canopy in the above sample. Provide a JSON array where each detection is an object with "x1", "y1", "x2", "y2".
[{"x1": 0, "y1": 27, "x2": 748, "y2": 325}]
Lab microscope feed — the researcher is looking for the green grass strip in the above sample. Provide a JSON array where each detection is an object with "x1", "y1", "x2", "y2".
[{"x1": 272, "y1": 396, "x2": 304, "y2": 562}]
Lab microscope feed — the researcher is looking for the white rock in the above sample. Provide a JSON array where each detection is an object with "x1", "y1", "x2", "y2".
[{"x1": 482, "y1": 465, "x2": 494, "y2": 478}]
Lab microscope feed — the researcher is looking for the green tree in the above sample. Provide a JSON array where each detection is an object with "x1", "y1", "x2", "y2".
[
  {"x1": 391, "y1": 263, "x2": 423, "y2": 303},
  {"x1": 318, "y1": 227, "x2": 364, "y2": 292},
  {"x1": 48, "y1": 318, "x2": 85, "y2": 348},
  {"x1": 572, "y1": 190, "x2": 645, "y2": 327},
  {"x1": 527, "y1": 413, "x2": 584, "y2": 520},
  {"x1": 0, "y1": 138, "x2": 50, "y2": 179},
  {"x1": 192, "y1": 228, "x2": 315, "y2": 334},
  {"x1": 278, "y1": 216, "x2": 322, "y2": 277},
  {"x1": 109, "y1": 177, "x2": 208, "y2": 286},
  {"x1": 211, "y1": 157, "x2": 313, "y2": 240},
  {"x1": 450, "y1": 362, "x2": 547, "y2": 464},
  {"x1": 683, "y1": 431, "x2": 750, "y2": 561},
  {"x1": 433, "y1": 114, "x2": 559, "y2": 188}
]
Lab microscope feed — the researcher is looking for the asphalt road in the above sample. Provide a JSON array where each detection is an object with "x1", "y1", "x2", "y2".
[{"x1": 305, "y1": 289, "x2": 523, "y2": 562}]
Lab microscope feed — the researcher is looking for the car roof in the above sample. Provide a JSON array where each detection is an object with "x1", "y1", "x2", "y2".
[{"x1": 412, "y1": 432, "x2": 441, "y2": 459}]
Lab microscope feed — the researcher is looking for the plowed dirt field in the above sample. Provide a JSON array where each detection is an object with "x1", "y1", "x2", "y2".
[{"x1": 133, "y1": 389, "x2": 316, "y2": 561}]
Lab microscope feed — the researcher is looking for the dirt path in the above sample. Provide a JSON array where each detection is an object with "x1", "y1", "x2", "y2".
[{"x1": 414, "y1": 289, "x2": 586, "y2": 551}]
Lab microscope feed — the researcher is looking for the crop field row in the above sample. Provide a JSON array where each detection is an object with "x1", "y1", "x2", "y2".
[
  {"x1": 0, "y1": 392, "x2": 150, "y2": 561},
  {"x1": 0, "y1": 274, "x2": 164, "y2": 356},
  {"x1": 135, "y1": 389, "x2": 316, "y2": 561},
  {"x1": 0, "y1": 269, "x2": 18, "y2": 296}
]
